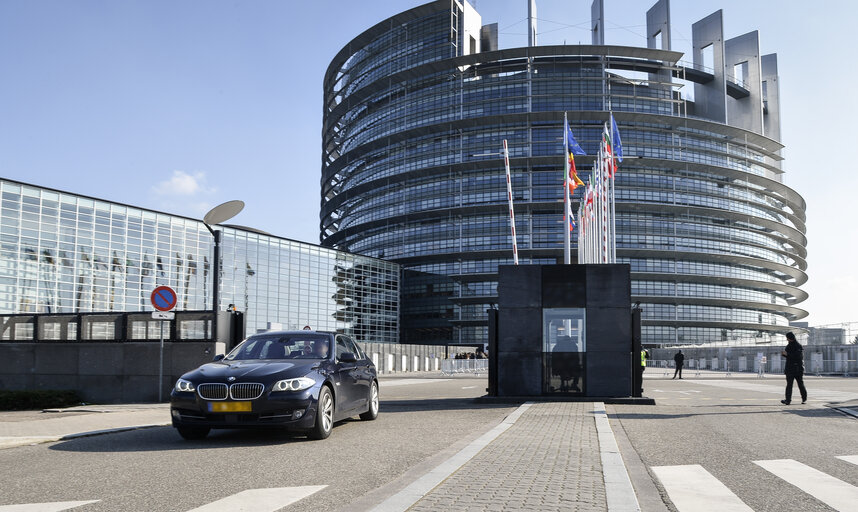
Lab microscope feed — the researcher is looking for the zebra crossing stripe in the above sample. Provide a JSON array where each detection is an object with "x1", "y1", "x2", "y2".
[
  {"x1": 651, "y1": 464, "x2": 753, "y2": 511},
  {"x1": 836, "y1": 455, "x2": 858, "y2": 466},
  {"x1": 0, "y1": 501, "x2": 99, "y2": 512},
  {"x1": 754, "y1": 459, "x2": 858, "y2": 512},
  {"x1": 186, "y1": 486, "x2": 326, "y2": 512}
]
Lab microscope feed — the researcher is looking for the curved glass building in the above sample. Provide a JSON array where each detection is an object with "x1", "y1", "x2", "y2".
[{"x1": 321, "y1": 0, "x2": 807, "y2": 347}]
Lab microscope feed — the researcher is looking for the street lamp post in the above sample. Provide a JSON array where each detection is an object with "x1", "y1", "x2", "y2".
[{"x1": 202, "y1": 200, "x2": 245, "y2": 345}]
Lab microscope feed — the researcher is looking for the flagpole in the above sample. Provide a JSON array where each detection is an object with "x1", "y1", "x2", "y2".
[
  {"x1": 599, "y1": 135, "x2": 608, "y2": 263},
  {"x1": 563, "y1": 112, "x2": 570, "y2": 265},
  {"x1": 502, "y1": 139, "x2": 518, "y2": 265},
  {"x1": 609, "y1": 114, "x2": 617, "y2": 263}
]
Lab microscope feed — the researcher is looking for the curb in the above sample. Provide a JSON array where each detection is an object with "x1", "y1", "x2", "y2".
[
  {"x1": 59, "y1": 423, "x2": 171, "y2": 440},
  {"x1": 0, "y1": 423, "x2": 171, "y2": 450}
]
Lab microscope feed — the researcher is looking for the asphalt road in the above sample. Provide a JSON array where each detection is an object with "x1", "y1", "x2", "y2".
[
  {"x1": 3, "y1": 374, "x2": 857, "y2": 511},
  {"x1": 0, "y1": 375, "x2": 512, "y2": 512},
  {"x1": 613, "y1": 376, "x2": 858, "y2": 511}
]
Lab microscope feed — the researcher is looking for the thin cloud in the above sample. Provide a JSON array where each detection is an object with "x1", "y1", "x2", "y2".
[{"x1": 151, "y1": 171, "x2": 215, "y2": 197}]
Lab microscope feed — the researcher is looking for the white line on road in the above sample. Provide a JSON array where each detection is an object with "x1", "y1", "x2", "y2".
[
  {"x1": 651, "y1": 464, "x2": 753, "y2": 512},
  {"x1": 379, "y1": 379, "x2": 446, "y2": 387},
  {"x1": 691, "y1": 380, "x2": 858, "y2": 403},
  {"x1": 186, "y1": 486, "x2": 326, "y2": 512},
  {"x1": 461, "y1": 386, "x2": 476, "y2": 389},
  {"x1": 593, "y1": 403, "x2": 640, "y2": 511},
  {"x1": 369, "y1": 402, "x2": 533, "y2": 512},
  {"x1": 836, "y1": 455, "x2": 858, "y2": 466},
  {"x1": 0, "y1": 501, "x2": 99, "y2": 512},
  {"x1": 754, "y1": 459, "x2": 858, "y2": 511}
]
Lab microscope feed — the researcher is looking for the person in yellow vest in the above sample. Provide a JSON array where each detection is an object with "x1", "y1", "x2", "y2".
[{"x1": 639, "y1": 349, "x2": 650, "y2": 394}]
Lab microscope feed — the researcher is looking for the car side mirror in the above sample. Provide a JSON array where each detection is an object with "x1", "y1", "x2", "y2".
[
  {"x1": 212, "y1": 354, "x2": 225, "y2": 362},
  {"x1": 339, "y1": 352, "x2": 357, "y2": 363}
]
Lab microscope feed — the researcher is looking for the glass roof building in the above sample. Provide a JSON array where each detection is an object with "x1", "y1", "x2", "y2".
[
  {"x1": 0, "y1": 178, "x2": 399, "y2": 344},
  {"x1": 320, "y1": 0, "x2": 807, "y2": 347}
]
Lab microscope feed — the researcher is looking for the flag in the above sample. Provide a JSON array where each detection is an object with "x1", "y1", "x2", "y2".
[
  {"x1": 602, "y1": 123, "x2": 616, "y2": 178},
  {"x1": 565, "y1": 119, "x2": 587, "y2": 192},
  {"x1": 567, "y1": 198, "x2": 576, "y2": 232},
  {"x1": 585, "y1": 184, "x2": 595, "y2": 215},
  {"x1": 566, "y1": 125, "x2": 586, "y2": 157},
  {"x1": 610, "y1": 114, "x2": 623, "y2": 163}
]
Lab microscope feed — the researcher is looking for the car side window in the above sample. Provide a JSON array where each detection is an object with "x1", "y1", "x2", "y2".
[
  {"x1": 335, "y1": 336, "x2": 350, "y2": 361},
  {"x1": 344, "y1": 337, "x2": 362, "y2": 360}
]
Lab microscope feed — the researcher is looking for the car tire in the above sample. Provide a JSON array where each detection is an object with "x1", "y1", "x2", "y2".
[
  {"x1": 309, "y1": 386, "x2": 334, "y2": 440},
  {"x1": 176, "y1": 426, "x2": 210, "y2": 440},
  {"x1": 359, "y1": 381, "x2": 379, "y2": 421}
]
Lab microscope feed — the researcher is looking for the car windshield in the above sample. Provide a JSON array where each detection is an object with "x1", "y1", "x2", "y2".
[{"x1": 224, "y1": 334, "x2": 331, "y2": 361}]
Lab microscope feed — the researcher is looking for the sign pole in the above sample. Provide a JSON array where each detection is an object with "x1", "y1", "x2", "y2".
[{"x1": 158, "y1": 320, "x2": 164, "y2": 402}]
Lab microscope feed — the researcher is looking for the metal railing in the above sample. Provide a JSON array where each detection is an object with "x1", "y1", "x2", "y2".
[
  {"x1": 648, "y1": 358, "x2": 857, "y2": 378},
  {"x1": 440, "y1": 358, "x2": 488, "y2": 376}
]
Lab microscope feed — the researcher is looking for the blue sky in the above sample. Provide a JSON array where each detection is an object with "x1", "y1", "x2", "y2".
[{"x1": 0, "y1": 1, "x2": 853, "y2": 326}]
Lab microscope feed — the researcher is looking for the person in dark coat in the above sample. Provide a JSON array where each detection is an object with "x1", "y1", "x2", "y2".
[
  {"x1": 672, "y1": 350, "x2": 685, "y2": 379},
  {"x1": 780, "y1": 332, "x2": 807, "y2": 405}
]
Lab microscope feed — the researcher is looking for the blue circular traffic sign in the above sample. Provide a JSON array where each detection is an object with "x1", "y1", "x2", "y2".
[{"x1": 151, "y1": 286, "x2": 177, "y2": 312}]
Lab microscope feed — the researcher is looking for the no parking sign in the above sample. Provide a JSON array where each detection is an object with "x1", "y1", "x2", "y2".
[{"x1": 151, "y1": 286, "x2": 177, "y2": 312}]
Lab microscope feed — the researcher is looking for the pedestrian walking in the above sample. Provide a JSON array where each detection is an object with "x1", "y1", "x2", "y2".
[
  {"x1": 672, "y1": 350, "x2": 684, "y2": 379},
  {"x1": 780, "y1": 332, "x2": 807, "y2": 405},
  {"x1": 781, "y1": 332, "x2": 807, "y2": 405}
]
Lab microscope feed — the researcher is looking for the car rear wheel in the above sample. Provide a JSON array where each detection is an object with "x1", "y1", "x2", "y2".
[
  {"x1": 177, "y1": 426, "x2": 210, "y2": 440},
  {"x1": 309, "y1": 386, "x2": 334, "y2": 440},
  {"x1": 360, "y1": 381, "x2": 379, "y2": 421}
]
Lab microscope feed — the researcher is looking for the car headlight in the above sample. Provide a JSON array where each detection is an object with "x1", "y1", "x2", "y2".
[
  {"x1": 272, "y1": 377, "x2": 315, "y2": 392},
  {"x1": 175, "y1": 379, "x2": 195, "y2": 393}
]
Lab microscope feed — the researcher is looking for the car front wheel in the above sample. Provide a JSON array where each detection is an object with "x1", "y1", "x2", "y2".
[
  {"x1": 309, "y1": 386, "x2": 334, "y2": 440},
  {"x1": 360, "y1": 381, "x2": 379, "y2": 421},
  {"x1": 177, "y1": 426, "x2": 210, "y2": 440}
]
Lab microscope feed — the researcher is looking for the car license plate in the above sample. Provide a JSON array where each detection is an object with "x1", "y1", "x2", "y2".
[{"x1": 208, "y1": 401, "x2": 252, "y2": 413}]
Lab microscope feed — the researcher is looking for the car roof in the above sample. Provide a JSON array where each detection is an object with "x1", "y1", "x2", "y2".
[{"x1": 251, "y1": 330, "x2": 336, "y2": 337}]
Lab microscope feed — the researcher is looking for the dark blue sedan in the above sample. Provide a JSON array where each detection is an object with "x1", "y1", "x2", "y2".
[{"x1": 170, "y1": 330, "x2": 379, "y2": 440}]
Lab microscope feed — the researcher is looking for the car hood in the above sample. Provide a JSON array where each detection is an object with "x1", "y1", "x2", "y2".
[{"x1": 183, "y1": 360, "x2": 321, "y2": 382}]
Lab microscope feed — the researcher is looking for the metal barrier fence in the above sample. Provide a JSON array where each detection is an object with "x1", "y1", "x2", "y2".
[
  {"x1": 649, "y1": 358, "x2": 858, "y2": 378},
  {"x1": 440, "y1": 359, "x2": 488, "y2": 376}
]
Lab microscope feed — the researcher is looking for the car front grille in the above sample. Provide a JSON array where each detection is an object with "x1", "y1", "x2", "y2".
[
  {"x1": 229, "y1": 383, "x2": 264, "y2": 400},
  {"x1": 198, "y1": 383, "x2": 228, "y2": 400}
]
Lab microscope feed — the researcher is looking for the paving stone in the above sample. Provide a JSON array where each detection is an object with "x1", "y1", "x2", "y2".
[{"x1": 408, "y1": 402, "x2": 606, "y2": 512}]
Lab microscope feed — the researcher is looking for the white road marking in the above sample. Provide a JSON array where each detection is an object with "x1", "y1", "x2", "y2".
[
  {"x1": 0, "y1": 501, "x2": 99, "y2": 512},
  {"x1": 836, "y1": 455, "x2": 858, "y2": 466},
  {"x1": 651, "y1": 464, "x2": 753, "y2": 511},
  {"x1": 461, "y1": 386, "x2": 476, "y2": 389},
  {"x1": 593, "y1": 403, "x2": 640, "y2": 511},
  {"x1": 379, "y1": 379, "x2": 446, "y2": 387},
  {"x1": 754, "y1": 459, "x2": 858, "y2": 511},
  {"x1": 369, "y1": 403, "x2": 533, "y2": 512},
  {"x1": 186, "y1": 486, "x2": 326, "y2": 512},
  {"x1": 692, "y1": 380, "x2": 858, "y2": 403}
]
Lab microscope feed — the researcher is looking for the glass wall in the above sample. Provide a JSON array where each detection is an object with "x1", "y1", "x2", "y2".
[
  {"x1": 543, "y1": 308, "x2": 586, "y2": 395},
  {"x1": 0, "y1": 179, "x2": 399, "y2": 344}
]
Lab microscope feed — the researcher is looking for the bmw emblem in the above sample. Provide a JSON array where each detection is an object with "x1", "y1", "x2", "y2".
[{"x1": 227, "y1": 376, "x2": 236, "y2": 382}]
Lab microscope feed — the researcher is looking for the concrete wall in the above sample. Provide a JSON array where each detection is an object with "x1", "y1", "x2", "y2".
[
  {"x1": 0, "y1": 342, "x2": 217, "y2": 404},
  {"x1": 0, "y1": 341, "x2": 450, "y2": 404}
]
